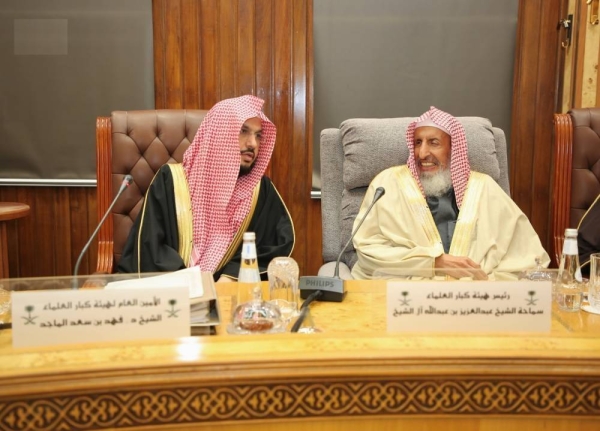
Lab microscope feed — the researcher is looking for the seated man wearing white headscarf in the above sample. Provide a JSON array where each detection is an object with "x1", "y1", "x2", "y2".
[{"x1": 351, "y1": 106, "x2": 550, "y2": 280}]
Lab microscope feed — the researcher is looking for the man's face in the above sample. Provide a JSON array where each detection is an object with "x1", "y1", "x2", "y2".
[
  {"x1": 413, "y1": 126, "x2": 451, "y2": 177},
  {"x1": 239, "y1": 117, "x2": 262, "y2": 176}
]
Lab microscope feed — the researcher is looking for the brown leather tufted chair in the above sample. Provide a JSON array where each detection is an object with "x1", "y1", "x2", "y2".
[
  {"x1": 95, "y1": 110, "x2": 208, "y2": 273},
  {"x1": 552, "y1": 108, "x2": 600, "y2": 266}
]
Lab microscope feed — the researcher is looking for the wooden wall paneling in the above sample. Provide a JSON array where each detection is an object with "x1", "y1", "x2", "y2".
[
  {"x1": 255, "y1": 0, "x2": 274, "y2": 118},
  {"x1": 15, "y1": 187, "x2": 34, "y2": 278},
  {"x1": 305, "y1": 0, "x2": 322, "y2": 276},
  {"x1": 219, "y1": 0, "x2": 237, "y2": 100},
  {"x1": 86, "y1": 189, "x2": 98, "y2": 275},
  {"x1": 272, "y1": 0, "x2": 302, "y2": 270},
  {"x1": 581, "y1": 6, "x2": 600, "y2": 107},
  {"x1": 153, "y1": 0, "x2": 314, "y2": 274},
  {"x1": 68, "y1": 187, "x2": 98, "y2": 277},
  {"x1": 291, "y1": 0, "x2": 311, "y2": 273},
  {"x1": 54, "y1": 188, "x2": 73, "y2": 275},
  {"x1": 574, "y1": 1, "x2": 588, "y2": 108},
  {"x1": 531, "y1": 1, "x2": 565, "y2": 247},
  {"x1": 510, "y1": 0, "x2": 565, "y2": 255},
  {"x1": 32, "y1": 188, "x2": 58, "y2": 276},
  {"x1": 557, "y1": 0, "x2": 574, "y2": 112},
  {"x1": 0, "y1": 187, "x2": 99, "y2": 278},
  {"x1": 237, "y1": 0, "x2": 256, "y2": 97},
  {"x1": 199, "y1": 0, "x2": 219, "y2": 108},
  {"x1": 558, "y1": 0, "x2": 581, "y2": 113},
  {"x1": 182, "y1": 0, "x2": 201, "y2": 108},
  {"x1": 0, "y1": 187, "x2": 19, "y2": 277},
  {"x1": 254, "y1": 0, "x2": 276, "y2": 181},
  {"x1": 511, "y1": 0, "x2": 541, "y2": 217},
  {"x1": 166, "y1": 0, "x2": 184, "y2": 108}
]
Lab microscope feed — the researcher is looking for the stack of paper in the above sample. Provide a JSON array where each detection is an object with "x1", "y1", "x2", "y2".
[{"x1": 105, "y1": 267, "x2": 219, "y2": 328}]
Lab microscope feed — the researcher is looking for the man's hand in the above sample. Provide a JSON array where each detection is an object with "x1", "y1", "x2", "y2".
[{"x1": 434, "y1": 254, "x2": 488, "y2": 280}]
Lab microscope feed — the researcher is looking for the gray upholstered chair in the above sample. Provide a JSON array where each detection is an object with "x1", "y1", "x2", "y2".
[{"x1": 319, "y1": 117, "x2": 510, "y2": 278}]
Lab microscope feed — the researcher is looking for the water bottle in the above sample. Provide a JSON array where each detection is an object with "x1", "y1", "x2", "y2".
[
  {"x1": 556, "y1": 228, "x2": 583, "y2": 312},
  {"x1": 237, "y1": 232, "x2": 261, "y2": 307}
]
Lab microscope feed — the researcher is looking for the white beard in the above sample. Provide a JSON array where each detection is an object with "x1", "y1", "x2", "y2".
[{"x1": 420, "y1": 168, "x2": 452, "y2": 198}]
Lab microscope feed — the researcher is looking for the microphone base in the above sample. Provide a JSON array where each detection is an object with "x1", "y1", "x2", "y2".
[{"x1": 298, "y1": 276, "x2": 346, "y2": 302}]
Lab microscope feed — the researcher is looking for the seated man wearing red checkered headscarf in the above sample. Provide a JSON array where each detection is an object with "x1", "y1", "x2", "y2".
[
  {"x1": 351, "y1": 106, "x2": 549, "y2": 280},
  {"x1": 118, "y1": 95, "x2": 295, "y2": 282}
]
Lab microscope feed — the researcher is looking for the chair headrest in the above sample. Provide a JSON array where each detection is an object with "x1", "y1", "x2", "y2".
[{"x1": 338, "y1": 116, "x2": 501, "y2": 191}]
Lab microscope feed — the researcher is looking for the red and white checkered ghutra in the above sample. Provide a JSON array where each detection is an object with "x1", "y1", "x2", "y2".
[
  {"x1": 183, "y1": 95, "x2": 276, "y2": 271},
  {"x1": 405, "y1": 106, "x2": 471, "y2": 207}
]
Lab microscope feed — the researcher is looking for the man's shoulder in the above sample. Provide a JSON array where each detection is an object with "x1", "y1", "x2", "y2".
[
  {"x1": 469, "y1": 170, "x2": 494, "y2": 181},
  {"x1": 259, "y1": 175, "x2": 274, "y2": 189},
  {"x1": 469, "y1": 171, "x2": 501, "y2": 189},
  {"x1": 372, "y1": 165, "x2": 410, "y2": 182},
  {"x1": 469, "y1": 171, "x2": 515, "y2": 205},
  {"x1": 258, "y1": 175, "x2": 280, "y2": 197}
]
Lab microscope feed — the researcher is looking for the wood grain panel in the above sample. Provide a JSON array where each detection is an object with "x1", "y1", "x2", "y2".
[
  {"x1": 510, "y1": 0, "x2": 566, "y2": 257},
  {"x1": 511, "y1": 0, "x2": 541, "y2": 216},
  {"x1": 237, "y1": 0, "x2": 256, "y2": 96},
  {"x1": 152, "y1": 0, "x2": 314, "y2": 274},
  {"x1": 0, "y1": 187, "x2": 97, "y2": 278},
  {"x1": 255, "y1": 0, "x2": 274, "y2": 118},
  {"x1": 182, "y1": 0, "x2": 201, "y2": 108},
  {"x1": 574, "y1": 1, "x2": 589, "y2": 108},
  {"x1": 291, "y1": 0, "x2": 309, "y2": 270},
  {"x1": 199, "y1": 0, "x2": 219, "y2": 107},
  {"x1": 531, "y1": 2, "x2": 565, "y2": 246},
  {"x1": 305, "y1": 0, "x2": 321, "y2": 276},
  {"x1": 219, "y1": 0, "x2": 237, "y2": 100}
]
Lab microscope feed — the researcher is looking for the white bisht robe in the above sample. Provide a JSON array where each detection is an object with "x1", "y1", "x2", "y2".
[{"x1": 351, "y1": 166, "x2": 550, "y2": 280}]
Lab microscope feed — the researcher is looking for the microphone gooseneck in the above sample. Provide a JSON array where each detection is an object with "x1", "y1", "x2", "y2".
[
  {"x1": 71, "y1": 175, "x2": 133, "y2": 289},
  {"x1": 297, "y1": 186, "x2": 385, "y2": 303},
  {"x1": 333, "y1": 187, "x2": 385, "y2": 278}
]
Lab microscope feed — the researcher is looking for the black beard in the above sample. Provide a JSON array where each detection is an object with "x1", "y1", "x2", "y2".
[{"x1": 239, "y1": 162, "x2": 255, "y2": 177}]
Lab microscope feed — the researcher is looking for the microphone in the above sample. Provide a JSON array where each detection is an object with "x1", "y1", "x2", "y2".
[
  {"x1": 297, "y1": 186, "x2": 385, "y2": 302},
  {"x1": 72, "y1": 175, "x2": 133, "y2": 289}
]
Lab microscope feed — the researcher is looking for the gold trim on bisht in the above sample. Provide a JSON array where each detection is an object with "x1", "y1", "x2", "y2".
[
  {"x1": 136, "y1": 169, "x2": 162, "y2": 275},
  {"x1": 168, "y1": 164, "x2": 193, "y2": 267},
  {"x1": 449, "y1": 171, "x2": 483, "y2": 257},
  {"x1": 214, "y1": 182, "x2": 261, "y2": 274}
]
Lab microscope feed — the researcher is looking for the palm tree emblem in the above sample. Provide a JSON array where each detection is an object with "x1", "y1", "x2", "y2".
[
  {"x1": 526, "y1": 290, "x2": 538, "y2": 306},
  {"x1": 399, "y1": 291, "x2": 411, "y2": 306},
  {"x1": 166, "y1": 299, "x2": 180, "y2": 318},
  {"x1": 22, "y1": 305, "x2": 37, "y2": 325}
]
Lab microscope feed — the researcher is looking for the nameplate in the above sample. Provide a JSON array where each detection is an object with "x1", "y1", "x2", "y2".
[
  {"x1": 387, "y1": 281, "x2": 552, "y2": 333},
  {"x1": 11, "y1": 287, "x2": 190, "y2": 348}
]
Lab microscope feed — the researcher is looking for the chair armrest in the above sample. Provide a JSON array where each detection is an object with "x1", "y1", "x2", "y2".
[
  {"x1": 552, "y1": 113, "x2": 573, "y2": 267},
  {"x1": 95, "y1": 116, "x2": 114, "y2": 274}
]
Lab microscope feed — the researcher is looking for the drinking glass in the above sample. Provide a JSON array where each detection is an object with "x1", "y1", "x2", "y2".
[
  {"x1": 267, "y1": 257, "x2": 299, "y2": 322},
  {"x1": 588, "y1": 253, "x2": 600, "y2": 310}
]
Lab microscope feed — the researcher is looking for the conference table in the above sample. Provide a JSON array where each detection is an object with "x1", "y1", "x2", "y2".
[{"x1": 1, "y1": 279, "x2": 600, "y2": 431}]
